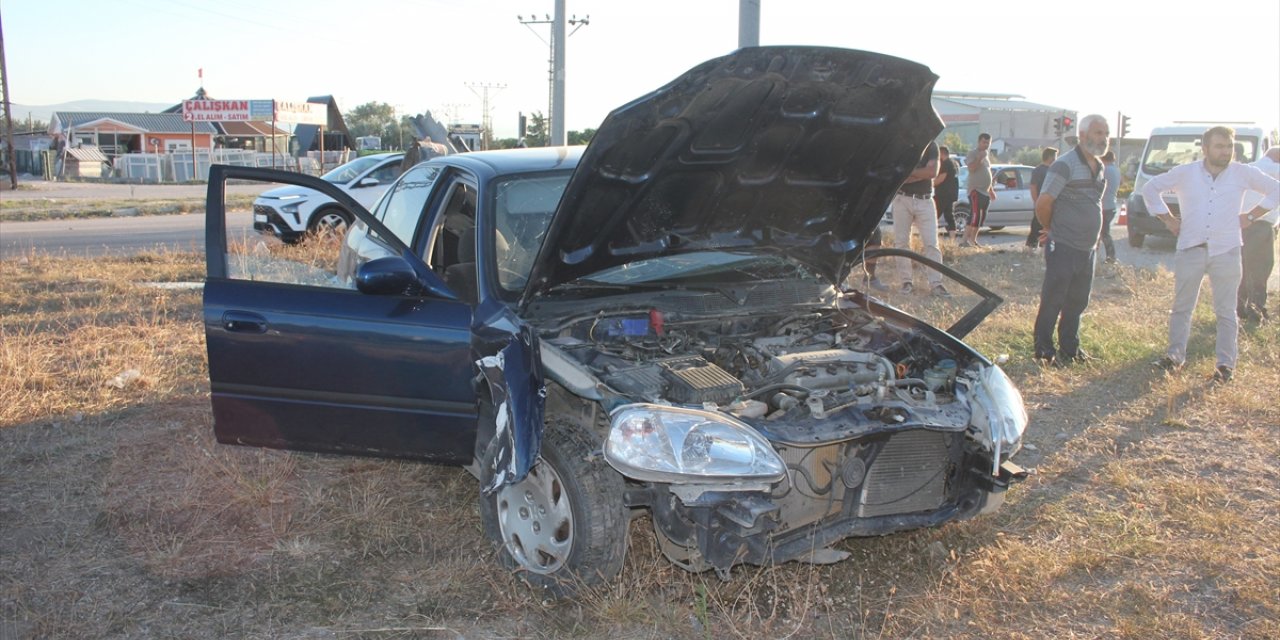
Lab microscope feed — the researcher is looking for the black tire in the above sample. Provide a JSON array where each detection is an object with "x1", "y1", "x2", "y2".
[
  {"x1": 1128, "y1": 230, "x2": 1145, "y2": 248},
  {"x1": 479, "y1": 416, "x2": 628, "y2": 598},
  {"x1": 306, "y1": 206, "x2": 353, "y2": 237}
]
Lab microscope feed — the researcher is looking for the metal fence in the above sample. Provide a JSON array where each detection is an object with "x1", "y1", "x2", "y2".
[{"x1": 111, "y1": 150, "x2": 336, "y2": 182}]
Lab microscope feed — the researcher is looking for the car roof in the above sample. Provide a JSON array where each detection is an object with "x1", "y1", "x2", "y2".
[
  {"x1": 1148, "y1": 125, "x2": 1266, "y2": 137},
  {"x1": 428, "y1": 146, "x2": 584, "y2": 178}
]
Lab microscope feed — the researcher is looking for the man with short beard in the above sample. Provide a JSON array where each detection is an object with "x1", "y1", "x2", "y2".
[
  {"x1": 1031, "y1": 114, "x2": 1110, "y2": 365},
  {"x1": 1142, "y1": 126, "x2": 1279, "y2": 382}
]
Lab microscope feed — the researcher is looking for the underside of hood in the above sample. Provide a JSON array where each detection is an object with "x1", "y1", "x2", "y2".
[{"x1": 521, "y1": 46, "x2": 942, "y2": 305}]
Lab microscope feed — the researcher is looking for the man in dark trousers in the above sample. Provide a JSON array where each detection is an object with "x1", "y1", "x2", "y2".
[
  {"x1": 934, "y1": 145, "x2": 960, "y2": 241},
  {"x1": 1032, "y1": 115, "x2": 1110, "y2": 365},
  {"x1": 1024, "y1": 147, "x2": 1058, "y2": 252},
  {"x1": 1238, "y1": 145, "x2": 1279, "y2": 323}
]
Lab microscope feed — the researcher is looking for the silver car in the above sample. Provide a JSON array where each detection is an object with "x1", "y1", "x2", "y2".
[{"x1": 955, "y1": 163, "x2": 1036, "y2": 231}]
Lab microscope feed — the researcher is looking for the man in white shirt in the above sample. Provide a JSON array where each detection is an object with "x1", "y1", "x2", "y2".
[
  {"x1": 1238, "y1": 146, "x2": 1280, "y2": 323},
  {"x1": 1142, "y1": 126, "x2": 1280, "y2": 382}
]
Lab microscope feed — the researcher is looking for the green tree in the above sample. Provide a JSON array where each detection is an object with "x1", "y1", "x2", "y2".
[
  {"x1": 942, "y1": 131, "x2": 969, "y2": 155},
  {"x1": 568, "y1": 128, "x2": 596, "y2": 145},
  {"x1": 1013, "y1": 147, "x2": 1044, "y2": 166},
  {"x1": 344, "y1": 102, "x2": 399, "y2": 148},
  {"x1": 523, "y1": 111, "x2": 548, "y2": 147}
]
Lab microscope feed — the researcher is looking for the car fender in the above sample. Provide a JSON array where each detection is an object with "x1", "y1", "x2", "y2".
[{"x1": 474, "y1": 298, "x2": 546, "y2": 493}]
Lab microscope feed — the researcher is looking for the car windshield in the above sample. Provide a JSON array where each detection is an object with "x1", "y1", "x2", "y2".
[
  {"x1": 1142, "y1": 134, "x2": 1257, "y2": 175},
  {"x1": 321, "y1": 156, "x2": 386, "y2": 184},
  {"x1": 492, "y1": 171, "x2": 573, "y2": 293}
]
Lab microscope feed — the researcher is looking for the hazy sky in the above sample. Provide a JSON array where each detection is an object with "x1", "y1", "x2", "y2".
[{"x1": 5, "y1": 0, "x2": 1278, "y2": 140}]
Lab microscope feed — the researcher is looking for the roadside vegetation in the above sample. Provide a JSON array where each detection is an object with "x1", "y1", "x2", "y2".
[
  {"x1": 1, "y1": 247, "x2": 1276, "y2": 639},
  {"x1": 0, "y1": 194, "x2": 256, "y2": 222}
]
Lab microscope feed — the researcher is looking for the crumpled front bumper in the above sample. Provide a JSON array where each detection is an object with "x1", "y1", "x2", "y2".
[{"x1": 642, "y1": 430, "x2": 1027, "y2": 578}]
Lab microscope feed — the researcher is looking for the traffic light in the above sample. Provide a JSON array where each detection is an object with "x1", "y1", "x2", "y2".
[
  {"x1": 1119, "y1": 114, "x2": 1131, "y2": 139},
  {"x1": 1062, "y1": 115, "x2": 1074, "y2": 132},
  {"x1": 1053, "y1": 116, "x2": 1063, "y2": 136}
]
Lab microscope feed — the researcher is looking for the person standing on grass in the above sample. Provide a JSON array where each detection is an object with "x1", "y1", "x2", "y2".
[
  {"x1": 934, "y1": 145, "x2": 960, "y2": 241},
  {"x1": 1031, "y1": 114, "x2": 1110, "y2": 366},
  {"x1": 1025, "y1": 147, "x2": 1059, "y2": 252},
  {"x1": 963, "y1": 133, "x2": 996, "y2": 247},
  {"x1": 1237, "y1": 145, "x2": 1279, "y2": 324},
  {"x1": 1142, "y1": 126, "x2": 1279, "y2": 383},
  {"x1": 891, "y1": 140, "x2": 950, "y2": 296},
  {"x1": 1097, "y1": 150, "x2": 1122, "y2": 264}
]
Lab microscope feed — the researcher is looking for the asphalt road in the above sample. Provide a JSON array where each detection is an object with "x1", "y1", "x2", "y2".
[
  {"x1": 2, "y1": 204, "x2": 1275, "y2": 293},
  {"x1": 1, "y1": 211, "x2": 255, "y2": 259}
]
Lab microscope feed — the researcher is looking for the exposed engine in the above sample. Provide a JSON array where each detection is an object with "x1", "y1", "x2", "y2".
[{"x1": 545, "y1": 304, "x2": 973, "y2": 431}]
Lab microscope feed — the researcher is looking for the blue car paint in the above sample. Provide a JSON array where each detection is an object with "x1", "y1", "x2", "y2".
[{"x1": 205, "y1": 162, "x2": 549, "y2": 485}]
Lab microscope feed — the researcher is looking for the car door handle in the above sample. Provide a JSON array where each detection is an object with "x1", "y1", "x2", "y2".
[{"x1": 222, "y1": 311, "x2": 268, "y2": 334}]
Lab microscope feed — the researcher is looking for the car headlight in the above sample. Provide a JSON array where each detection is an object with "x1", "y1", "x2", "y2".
[
  {"x1": 605, "y1": 404, "x2": 786, "y2": 483},
  {"x1": 970, "y1": 364, "x2": 1027, "y2": 473}
]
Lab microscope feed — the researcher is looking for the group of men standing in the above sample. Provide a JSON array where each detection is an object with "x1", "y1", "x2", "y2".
[
  {"x1": 886, "y1": 132, "x2": 1001, "y2": 297},
  {"x1": 1031, "y1": 119, "x2": 1279, "y2": 383},
  {"x1": 883, "y1": 118, "x2": 1279, "y2": 382}
]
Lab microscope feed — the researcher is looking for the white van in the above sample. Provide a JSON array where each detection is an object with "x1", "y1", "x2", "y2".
[{"x1": 1125, "y1": 124, "x2": 1273, "y2": 247}]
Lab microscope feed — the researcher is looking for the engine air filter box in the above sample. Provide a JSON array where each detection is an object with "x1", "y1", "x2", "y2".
[{"x1": 658, "y1": 356, "x2": 744, "y2": 405}]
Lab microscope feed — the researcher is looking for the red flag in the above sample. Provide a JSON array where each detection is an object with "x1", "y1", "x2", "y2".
[{"x1": 198, "y1": 68, "x2": 203, "y2": 80}]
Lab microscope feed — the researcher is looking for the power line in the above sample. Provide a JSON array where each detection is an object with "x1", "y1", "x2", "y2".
[
  {"x1": 465, "y1": 83, "x2": 505, "y2": 150},
  {"x1": 517, "y1": 7, "x2": 589, "y2": 144}
]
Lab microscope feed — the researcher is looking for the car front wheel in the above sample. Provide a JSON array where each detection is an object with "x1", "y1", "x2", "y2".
[
  {"x1": 479, "y1": 417, "x2": 628, "y2": 597},
  {"x1": 307, "y1": 206, "x2": 353, "y2": 237},
  {"x1": 1128, "y1": 230, "x2": 1145, "y2": 248}
]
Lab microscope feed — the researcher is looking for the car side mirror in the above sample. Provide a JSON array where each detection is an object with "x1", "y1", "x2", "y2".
[
  {"x1": 356, "y1": 256, "x2": 425, "y2": 296},
  {"x1": 357, "y1": 177, "x2": 380, "y2": 188}
]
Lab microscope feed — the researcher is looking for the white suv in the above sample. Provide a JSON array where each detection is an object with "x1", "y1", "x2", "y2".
[{"x1": 253, "y1": 153, "x2": 404, "y2": 243}]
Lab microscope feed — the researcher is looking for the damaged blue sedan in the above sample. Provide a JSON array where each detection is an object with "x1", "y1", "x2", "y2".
[{"x1": 203, "y1": 46, "x2": 1028, "y2": 597}]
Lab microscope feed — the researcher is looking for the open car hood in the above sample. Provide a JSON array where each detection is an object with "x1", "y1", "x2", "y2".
[{"x1": 521, "y1": 46, "x2": 942, "y2": 306}]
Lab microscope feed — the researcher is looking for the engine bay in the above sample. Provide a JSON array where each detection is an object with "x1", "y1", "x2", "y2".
[{"x1": 543, "y1": 302, "x2": 980, "y2": 440}]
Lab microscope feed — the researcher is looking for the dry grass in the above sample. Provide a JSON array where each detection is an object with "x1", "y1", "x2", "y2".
[
  {"x1": 0, "y1": 195, "x2": 257, "y2": 221},
  {"x1": 1, "y1": 247, "x2": 1277, "y2": 639}
]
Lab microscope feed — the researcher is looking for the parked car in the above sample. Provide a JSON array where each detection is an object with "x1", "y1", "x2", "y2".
[
  {"x1": 1124, "y1": 124, "x2": 1272, "y2": 247},
  {"x1": 252, "y1": 152, "x2": 404, "y2": 243},
  {"x1": 204, "y1": 46, "x2": 1028, "y2": 596},
  {"x1": 953, "y1": 163, "x2": 1036, "y2": 231}
]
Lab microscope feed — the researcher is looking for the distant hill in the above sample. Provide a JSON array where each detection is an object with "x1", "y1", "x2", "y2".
[{"x1": 11, "y1": 100, "x2": 175, "y2": 124}]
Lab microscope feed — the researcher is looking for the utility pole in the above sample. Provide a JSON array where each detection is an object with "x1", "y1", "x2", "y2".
[
  {"x1": 0, "y1": 9, "x2": 19, "y2": 189},
  {"x1": 738, "y1": 0, "x2": 760, "y2": 48},
  {"x1": 465, "y1": 83, "x2": 505, "y2": 150},
  {"x1": 518, "y1": 6, "x2": 589, "y2": 146}
]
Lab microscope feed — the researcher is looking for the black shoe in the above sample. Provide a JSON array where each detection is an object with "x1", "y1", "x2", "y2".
[
  {"x1": 1212, "y1": 365, "x2": 1233, "y2": 383},
  {"x1": 1153, "y1": 356, "x2": 1182, "y2": 372},
  {"x1": 1054, "y1": 350, "x2": 1095, "y2": 366}
]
